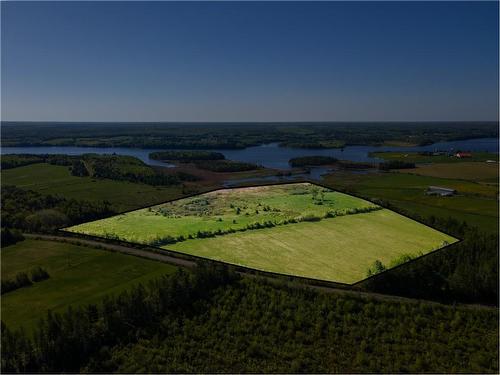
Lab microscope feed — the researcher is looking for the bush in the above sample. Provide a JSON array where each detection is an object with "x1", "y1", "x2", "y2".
[
  {"x1": 31, "y1": 267, "x2": 50, "y2": 282},
  {"x1": 1, "y1": 272, "x2": 33, "y2": 295},
  {"x1": 1, "y1": 228, "x2": 24, "y2": 247}
]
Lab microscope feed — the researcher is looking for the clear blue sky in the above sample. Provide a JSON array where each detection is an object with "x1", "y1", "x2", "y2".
[{"x1": 1, "y1": 1, "x2": 498, "y2": 122}]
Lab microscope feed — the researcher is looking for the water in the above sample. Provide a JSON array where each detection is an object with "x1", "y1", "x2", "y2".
[{"x1": 2, "y1": 137, "x2": 497, "y2": 170}]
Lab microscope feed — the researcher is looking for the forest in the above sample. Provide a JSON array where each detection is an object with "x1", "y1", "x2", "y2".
[
  {"x1": 2, "y1": 122, "x2": 497, "y2": 149},
  {"x1": 1, "y1": 263, "x2": 497, "y2": 373},
  {"x1": 1, "y1": 185, "x2": 114, "y2": 232}
]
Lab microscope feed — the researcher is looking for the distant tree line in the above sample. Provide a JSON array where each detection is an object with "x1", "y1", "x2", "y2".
[
  {"x1": 5, "y1": 122, "x2": 496, "y2": 150},
  {"x1": 1, "y1": 262, "x2": 497, "y2": 373},
  {"x1": 149, "y1": 151, "x2": 225, "y2": 161},
  {"x1": 193, "y1": 160, "x2": 259, "y2": 172},
  {"x1": 378, "y1": 161, "x2": 416, "y2": 171},
  {"x1": 1, "y1": 154, "x2": 76, "y2": 170},
  {"x1": 3, "y1": 154, "x2": 198, "y2": 187},
  {"x1": 289, "y1": 156, "x2": 338, "y2": 167}
]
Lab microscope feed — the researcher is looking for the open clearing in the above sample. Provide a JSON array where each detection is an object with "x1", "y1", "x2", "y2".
[
  {"x1": 1, "y1": 239, "x2": 177, "y2": 331},
  {"x1": 66, "y1": 182, "x2": 457, "y2": 284}
]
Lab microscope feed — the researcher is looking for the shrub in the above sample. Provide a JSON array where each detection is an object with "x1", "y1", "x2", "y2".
[{"x1": 30, "y1": 267, "x2": 50, "y2": 282}]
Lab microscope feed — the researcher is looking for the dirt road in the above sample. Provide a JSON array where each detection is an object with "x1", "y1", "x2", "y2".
[{"x1": 23, "y1": 233, "x2": 496, "y2": 311}]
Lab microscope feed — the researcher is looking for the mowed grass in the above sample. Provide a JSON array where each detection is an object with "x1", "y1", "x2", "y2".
[
  {"x1": 67, "y1": 183, "x2": 378, "y2": 245},
  {"x1": 168, "y1": 209, "x2": 457, "y2": 284},
  {"x1": 398, "y1": 162, "x2": 499, "y2": 182},
  {"x1": 1, "y1": 239, "x2": 176, "y2": 332},
  {"x1": 1, "y1": 163, "x2": 183, "y2": 211}
]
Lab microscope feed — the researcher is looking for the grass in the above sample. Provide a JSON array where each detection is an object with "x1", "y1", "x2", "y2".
[
  {"x1": 66, "y1": 183, "x2": 378, "y2": 245},
  {"x1": 66, "y1": 183, "x2": 457, "y2": 284},
  {"x1": 371, "y1": 151, "x2": 499, "y2": 164},
  {"x1": 1, "y1": 239, "x2": 177, "y2": 332},
  {"x1": 397, "y1": 162, "x2": 499, "y2": 182},
  {"x1": 322, "y1": 171, "x2": 499, "y2": 234},
  {"x1": 1, "y1": 163, "x2": 183, "y2": 211},
  {"x1": 168, "y1": 209, "x2": 456, "y2": 284}
]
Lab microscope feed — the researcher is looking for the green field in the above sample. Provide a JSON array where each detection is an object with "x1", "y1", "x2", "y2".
[
  {"x1": 398, "y1": 162, "x2": 499, "y2": 182},
  {"x1": 1, "y1": 163, "x2": 182, "y2": 211},
  {"x1": 323, "y1": 171, "x2": 499, "y2": 233},
  {"x1": 371, "y1": 151, "x2": 499, "y2": 164},
  {"x1": 66, "y1": 183, "x2": 457, "y2": 284},
  {"x1": 1, "y1": 239, "x2": 176, "y2": 331},
  {"x1": 169, "y1": 209, "x2": 456, "y2": 283},
  {"x1": 67, "y1": 183, "x2": 379, "y2": 244}
]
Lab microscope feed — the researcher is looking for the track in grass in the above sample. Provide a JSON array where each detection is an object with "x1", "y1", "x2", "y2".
[{"x1": 66, "y1": 182, "x2": 458, "y2": 284}]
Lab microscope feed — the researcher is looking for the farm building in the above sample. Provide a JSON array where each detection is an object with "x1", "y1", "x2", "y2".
[
  {"x1": 426, "y1": 186, "x2": 456, "y2": 197},
  {"x1": 455, "y1": 151, "x2": 472, "y2": 158}
]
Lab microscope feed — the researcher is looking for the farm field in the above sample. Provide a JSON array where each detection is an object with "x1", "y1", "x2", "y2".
[
  {"x1": 169, "y1": 209, "x2": 456, "y2": 283},
  {"x1": 66, "y1": 183, "x2": 457, "y2": 284},
  {"x1": 397, "y1": 162, "x2": 499, "y2": 182},
  {"x1": 66, "y1": 183, "x2": 380, "y2": 244},
  {"x1": 1, "y1": 239, "x2": 177, "y2": 331},
  {"x1": 371, "y1": 151, "x2": 499, "y2": 164},
  {"x1": 1, "y1": 163, "x2": 183, "y2": 211},
  {"x1": 323, "y1": 171, "x2": 499, "y2": 233}
]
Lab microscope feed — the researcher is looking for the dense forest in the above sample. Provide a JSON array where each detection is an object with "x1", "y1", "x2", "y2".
[
  {"x1": 2, "y1": 263, "x2": 497, "y2": 373},
  {"x1": 2, "y1": 122, "x2": 497, "y2": 149},
  {"x1": 1, "y1": 185, "x2": 114, "y2": 232},
  {"x1": 149, "y1": 150, "x2": 225, "y2": 161}
]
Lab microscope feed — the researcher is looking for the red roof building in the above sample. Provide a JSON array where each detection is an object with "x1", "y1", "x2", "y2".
[{"x1": 455, "y1": 152, "x2": 472, "y2": 158}]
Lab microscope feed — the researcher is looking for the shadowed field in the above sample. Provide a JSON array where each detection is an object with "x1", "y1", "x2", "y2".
[{"x1": 1, "y1": 239, "x2": 177, "y2": 331}]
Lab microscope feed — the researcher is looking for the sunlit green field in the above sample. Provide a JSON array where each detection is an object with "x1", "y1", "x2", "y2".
[
  {"x1": 1, "y1": 239, "x2": 176, "y2": 332},
  {"x1": 168, "y1": 209, "x2": 456, "y2": 284},
  {"x1": 66, "y1": 183, "x2": 457, "y2": 284},
  {"x1": 66, "y1": 183, "x2": 378, "y2": 244}
]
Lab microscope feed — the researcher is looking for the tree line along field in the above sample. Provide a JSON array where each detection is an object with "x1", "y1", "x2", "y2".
[
  {"x1": 66, "y1": 183, "x2": 457, "y2": 284},
  {"x1": 1, "y1": 238, "x2": 177, "y2": 332},
  {"x1": 1, "y1": 162, "x2": 183, "y2": 212}
]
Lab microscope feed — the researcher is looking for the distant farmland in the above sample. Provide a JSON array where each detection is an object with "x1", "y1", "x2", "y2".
[{"x1": 66, "y1": 183, "x2": 458, "y2": 284}]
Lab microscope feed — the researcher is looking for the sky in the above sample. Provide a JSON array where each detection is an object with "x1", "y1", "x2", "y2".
[{"x1": 1, "y1": 1, "x2": 498, "y2": 122}]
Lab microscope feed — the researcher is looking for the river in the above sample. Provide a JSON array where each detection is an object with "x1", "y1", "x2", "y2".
[{"x1": 1, "y1": 138, "x2": 497, "y2": 170}]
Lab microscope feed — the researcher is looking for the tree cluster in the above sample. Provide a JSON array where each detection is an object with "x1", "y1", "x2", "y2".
[
  {"x1": 378, "y1": 161, "x2": 416, "y2": 170},
  {"x1": 149, "y1": 151, "x2": 225, "y2": 161},
  {"x1": 1, "y1": 185, "x2": 114, "y2": 233},
  {"x1": 288, "y1": 156, "x2": 338, "y2": 167},
  {"x1": 193, "y1": 160, "x2": 259, "y2": 172},
  {"x1": 1, "y1": 267, "x2": 50, "y2": 295}
]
